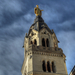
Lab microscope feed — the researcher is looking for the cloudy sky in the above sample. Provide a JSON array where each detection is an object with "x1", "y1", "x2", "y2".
[{"x1": 0, "y1": 0, "x2": 75, "y2": 75}]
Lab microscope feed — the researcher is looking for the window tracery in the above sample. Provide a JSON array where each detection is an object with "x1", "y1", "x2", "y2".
[{"x1": 42, "y1": 60, "x2": 56, "y2": 73}]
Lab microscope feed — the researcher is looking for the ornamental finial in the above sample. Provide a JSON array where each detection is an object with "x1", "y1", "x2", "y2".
[{"x1": 34, "y1": 5, "x2": 43, "y2": 16}]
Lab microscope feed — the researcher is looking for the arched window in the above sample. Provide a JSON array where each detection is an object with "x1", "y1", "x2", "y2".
[
  {"x1": 42, "y1": 38, "x2": 45, "y2": 47},
  {"x1": 46, "y1": 39, "x2": 49, "y2": 47},
  {"x1": 47, "y1": 61, "x2": 51, "y2": 72},
  {"x1": 31, "y1": 41, "x2": 33, "y2": 44},
  {"x1": 52, "y1": 62, "x2": 56, "y2": 73},
  {"x1": 34, "y1": 39, "x2": 37, "y2": 45},
  {"x1": 42, "y1": 60, "x2": 46, "y2": 72}
]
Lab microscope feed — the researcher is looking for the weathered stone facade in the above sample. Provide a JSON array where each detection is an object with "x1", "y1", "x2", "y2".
[{"x1": 21, "y1": 6, "x2": 68, "y2": 75}]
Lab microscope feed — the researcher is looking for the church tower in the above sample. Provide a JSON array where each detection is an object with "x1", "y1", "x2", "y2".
[{"x1": 21, "y1": 5, "x2": 68, "y2": 75}]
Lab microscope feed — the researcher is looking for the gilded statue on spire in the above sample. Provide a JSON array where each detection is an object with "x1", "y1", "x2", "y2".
[{"x1": 34, "y1": 5, "x2": 43, "y2": 16}]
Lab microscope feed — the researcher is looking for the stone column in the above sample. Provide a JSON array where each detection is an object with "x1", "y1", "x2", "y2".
[
  {"x1": 45, "y1": 61, "x2": 48, "y2": 72},
  {"x1": 50, "y1": 62, "x2": 53, "y2": 73}
]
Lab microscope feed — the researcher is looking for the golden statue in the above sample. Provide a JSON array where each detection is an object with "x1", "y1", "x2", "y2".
[{"x1": 34, "y1": 5, "x2": 43, "y2": 16}]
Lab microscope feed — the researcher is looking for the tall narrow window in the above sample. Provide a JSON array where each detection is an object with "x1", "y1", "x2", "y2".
[
  {"x1": 34, "y1": 39, "x2": 37, "y2": 45},
  {"x1": 42, "y1": 60, "x2": 46, "y2": 72},
  {"x1": 31, "y1": 41, "x2": 33, "y2": 44},
  {"x1": 46, "y1": 39, "x2": 49, "y2": 47},
  {"x1": 47, "y1": 61, "x2": 51, "y2": 72},
  {"x1": 52, "y1": 62, "x2": 56, "y2": 73},
  {"x1": 42, "y1": 38, "x2": 45, "y2": 47}
]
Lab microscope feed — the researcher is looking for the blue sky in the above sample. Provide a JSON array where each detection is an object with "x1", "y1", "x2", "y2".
[{"x1": 0, "y1": 0, "x2": 75, "y2": 75}]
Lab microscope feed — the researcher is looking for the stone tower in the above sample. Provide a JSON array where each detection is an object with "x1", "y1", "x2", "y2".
[{"x1": 21, "y1": 5, "x2": 68, "y2": 75}]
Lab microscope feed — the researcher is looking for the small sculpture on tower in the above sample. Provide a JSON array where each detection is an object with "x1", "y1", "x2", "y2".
[{"x1": 34, "y1": 5, "x2": 43, "y2": 16}]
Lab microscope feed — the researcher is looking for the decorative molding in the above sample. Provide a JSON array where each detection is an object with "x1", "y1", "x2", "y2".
[{"x1": 27, "y1": 50, "x2": 63, "y2": 57}]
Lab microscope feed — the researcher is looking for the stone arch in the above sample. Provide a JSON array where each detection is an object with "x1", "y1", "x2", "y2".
[
  {"x1": 52, "y1": 61, "x2": 56, "y2": 73},
  {"x1": 46, "y1": 38, "x2": 49, "y2": 47},
  {"x1": 42, "y1": 38, "x2": 45, "y2": 47},
  {"x1": 42, "y1": 60, "x2": 46, "y2": 72},
  {"x1": 47, "y1": 61, "x2": 51, "y2": 72},
  {"x1": 34, "y1": 39, "x2": 37, "y2": 45}
]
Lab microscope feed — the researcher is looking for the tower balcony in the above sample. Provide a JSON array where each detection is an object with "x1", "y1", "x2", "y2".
[{"x1": 28, "y1": 44, "x2": 63, "y2": 53}]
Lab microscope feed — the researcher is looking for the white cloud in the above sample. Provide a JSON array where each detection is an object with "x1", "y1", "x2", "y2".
[
  {"x1": 0, "y1": 36, "x2": 24, "y2": 75},
  {"x1": 0, "y1": 0, "x2": 23, "y2": 13}
]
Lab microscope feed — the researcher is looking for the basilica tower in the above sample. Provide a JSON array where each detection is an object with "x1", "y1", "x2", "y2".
[{"x1": 21, "y1": 5, "x2": 68, "y2": 75}]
